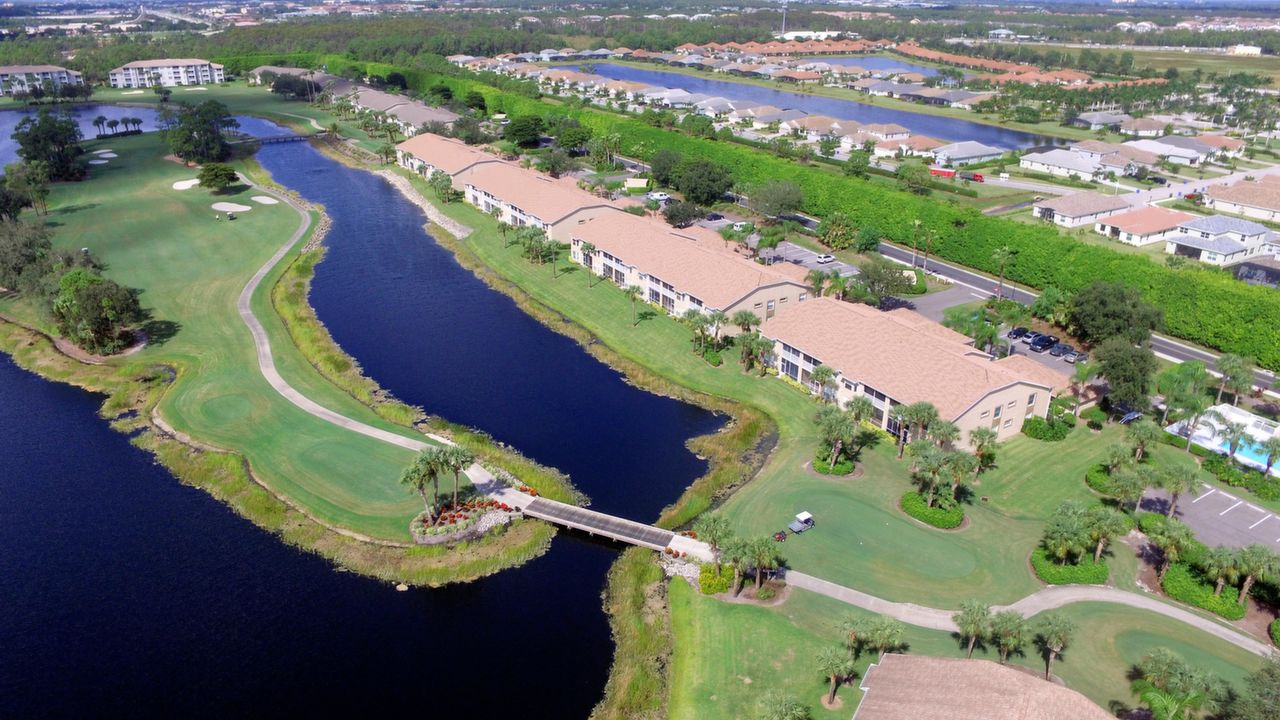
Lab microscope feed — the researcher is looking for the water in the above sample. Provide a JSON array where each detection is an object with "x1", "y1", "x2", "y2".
[
  {"x1": 564, "y1": 62, "x2": 1052, "y2": 149},
  {"x1": 1, "y1": 119, "x2": 722, "y2": 716},
  {"x1": 804, "y1": 55, "x2": 938, "y2": 76},
  {"x1": 1219, "y1": 437, "x2": 1278, "y2": 475}
]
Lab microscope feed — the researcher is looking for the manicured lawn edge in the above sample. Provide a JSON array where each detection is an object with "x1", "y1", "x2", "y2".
[
  {"x1": 1030, "y1": 548, "x2": 1110, "y2": 585},
  {"x1": 899, "y1": 491, "x2": 965, "y2": 530}
]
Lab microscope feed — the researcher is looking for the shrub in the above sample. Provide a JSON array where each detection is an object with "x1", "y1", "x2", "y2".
[
  {"x1": 1085, "y1": 464, "x2": 1115, "y2": 495},
  {"x1": 1161, "y1": 563, "x2": 1246, "y2": 620},
  {"x1": 702, "y1": 349, "x2": 723, "y2": 367},
  {"x1": 756, "y1": 586, "x2": 776, "y2": 601},
  {"x1": 1030, "y1": 548, "x2": 1109, "y2": 585},
  {"x1": 904, "y1": 268, "x2": 927, "y2": 295},
  {"x1": 900, "y1": 491, "x2": 964, "y2": 529},
  {"x1": 1244, "y1": 471, "x2": 1280, "y2": 501},
  {"x1": 1022, "y1": 416, "x2": 1073, "y2": 442},
  {"x1": 813, "y1": 450, "x2": 855, "y2": 476},
  {"x1": 1271, "y1": 618, "x2": 1280, "y2": 647},
  {"x1": 1081, "y1": 406, "x2": 1107, "y2": 430},
  {"x1": 1060, "y1": 413, "x2": 1077, "y2": 428},
  {"x1": 699, "y1": 563, "x2": 732, "y2": 595}
]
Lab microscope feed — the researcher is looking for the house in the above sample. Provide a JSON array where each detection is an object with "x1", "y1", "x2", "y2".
[
  {"x1": 455, "y1": 163, "x2": 619, "y2": 232},
  {"x1": 1119, "y1": 117, "x2": 1166, "y2": 137},
  {"x1": 1197, "y1": 134, "x2": 1247, "y2": 158},
  {"x1": 1072, "y1": 110, "x2": 1131, "y2": 131},
  {"x1": 780, "y1": 114, "x2": 844, "y2": 140},
  {"x1": 1032, "y1": 192, "x2": 1130, "y2": 227},
  {"x1": 988, "y1": 28, "x2": 1017, "y2": 39},
  {"x1": 1206, "y1": 181, "x2": 1280, "y2": 221},
  {"x1": 108, "y1": 59, "x2": 225, "y2": 88},
  {"x1": 1153, "y1": 135, "x2": 1214, "y2": 162},
  {"x1": 774, "y1": 69, "x2": 822, "y2": 84},
  {"x1": 759, "y1": 297, "x2": 1061, "y2": 441},
  {"x1": 395, "y1": 134, "x2": 501, "y2": 186},
  {"x1": 1019, "y1": 149, "x2": 1100, "y2": 180},
  {"x1": 1124, "y1": 138, "x2": 1204, "y2": 165},
  {"x1": 753, "y1": 109, "x2": 809, "y2": 128},
  {"x1": 853, "y1": 654, "x2": 1114, "y2": 720},
  {"x1": 1095, "y1": 206, "x2": 1197, "y2": 246},
  {"x1": 1230, "y1": 44, "x2": 1263, "y2": 56},
  {"x1": 564, "y1": 210, "x2": 809, "y2": 320},
  {"x1": 861, "y1": 123, "x2": 910, "y2": 141},
  {"x1": 1070, "y1": 140, "x2": 1159, "y2": 174},
  {"x1": 1165, "y1": 215, "x2": 1273, "y2": 266},
  {"x1": 874, "y1": 135, "x2": 945, "y2": 158},
  {"x1": 932, "y1": 141, "x2": 1003, "y2": 166},
  {"x1": 0, "y1": 64, "x2": 84, "y2": 96},
  {"x1": 386, "y1": 102, "x2": 460, "y2": 134}
]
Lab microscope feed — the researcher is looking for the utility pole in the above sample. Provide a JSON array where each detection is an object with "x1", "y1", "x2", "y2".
[{"x1": 781, "y1": 0, "x2": 788, "y2": 36}]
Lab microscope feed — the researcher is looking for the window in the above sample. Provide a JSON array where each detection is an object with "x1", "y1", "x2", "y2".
[
  {"x1": 980, "y1": 411, "x2": 989, "y2": 419},
  {"x1": 798, "y1": 293, "x2": 807, "y2": 302},
  {"x1": 1003, "y1": 419, "x2": 1012, "y2": 428},
  {"x1": 766, "y1": 300, "x2": 776, "y2": 319},
  {"x1": 1007, "y1": 400, "x2": 1016, "y2": 408},
  {"x1": 1027, "y1": 393, "x2": 1037, "y2": 407},
  {"x1": 993, "y1": 405, "x2": 1002, "y2": 418}
]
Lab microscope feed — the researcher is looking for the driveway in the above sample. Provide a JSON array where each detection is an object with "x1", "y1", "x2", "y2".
[
  {"x1": 898, "y1": 284, "x2": 983, "y2": 322},
  {"x1": 771, "y1": 241, "x2": 858, "y2": 277},
  {"x1": 1143, "y1": 485, "x2": 1280, "y2": 549}
]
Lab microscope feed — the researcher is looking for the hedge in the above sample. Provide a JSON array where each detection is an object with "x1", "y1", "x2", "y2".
[
  {"x1": 699, "y1": 563, "x2": 732, "y2": 595},
  {"x1": 1031, "y1": 547, "x2": 1109, "y2": 585},
  {"x1": 1085, "y1": 464, "x2": 1115, "y2": 495},
  {"x1": 900, "y1": 491, "x2": 964, "y2": 529},
  {"x1": 1022, "y1": 416, "x2": 1073, "y2": 442},
  {"x1": 1271, "y1": 618, "x2": 1280, "y2": 648},
  {"x1": 813, "y1": 450, "x2": 856, "y2": 476},
  {"x1": 1081, "y1": 406, "x2": 1107, "y2": 430},
  {"x1": 1161, "y1": 563, "x2": 1246, "y2": 621}
]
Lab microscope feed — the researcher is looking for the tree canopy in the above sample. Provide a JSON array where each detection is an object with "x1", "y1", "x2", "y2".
[
  {"x1": 12, "y1": 108, "x2": 85, "y2": 181},
  {"x1": 1068, "y1": 281, "x2": 1163, "y2": 345},
  {"x1": 164, "y1": 100, "x2": 238, "y2": 164}
]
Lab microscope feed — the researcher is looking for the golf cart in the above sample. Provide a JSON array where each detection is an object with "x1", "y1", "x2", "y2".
[{"x1": 787, "y1": 511, "x2": 815, "y2": 534}]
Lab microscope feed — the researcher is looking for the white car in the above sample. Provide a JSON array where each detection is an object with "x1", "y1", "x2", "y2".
[
  {"x1": 815, "y1": 254, "x2": 835, "y2": 264},
  {"x1": 646, "y1": 191, "x2": 671, "y2": 202}
]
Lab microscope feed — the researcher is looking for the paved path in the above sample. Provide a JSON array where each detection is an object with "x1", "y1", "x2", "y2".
[{"x1": 786, "y1": 570, "x2": 1273, "y2": 657}]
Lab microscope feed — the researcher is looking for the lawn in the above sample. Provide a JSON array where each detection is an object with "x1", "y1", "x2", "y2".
[
  {"x1": 1026, "y1": 45, "x2": 1280, "y2": 84},
  {"x1": 0, "y1": 132, "x2": 435, "y2": 539},
  {"x1": 669, "y1": 583, "x2": 1265, "y2": 720}
]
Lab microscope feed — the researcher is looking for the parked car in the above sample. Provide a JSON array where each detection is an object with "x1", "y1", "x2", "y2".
[
  {"x1": 1007, "y1": 327, "x2": 1029, "y2": 340},
  {"x1": 1049, "y1": 343, "x2": 1074, "y2": 358},
  {"x1": 1021, "y1": 331, "x2": 1043, "y2": 345},
  {"x1": 646, "y1": 191, "x2": 671, "y2": 202},
  {"x1": 1029, "y1": 335, "x2": 1060, "y2": 353},
  {"x1": 815, "y1": 254, "x2": 835, "y2": 264},
  {"x1": 732, "y1": 221, "x2": 751, "y2": 232},
  {"x1": 1066, "y1": 351, "x2": 1088, "y2": 364},
  {"x1": 1149, "y1": 175, "x2": 1167, "y2": 186},
  {"x1": 705, "y1": 212, "x2": 724, "y2": 221}
]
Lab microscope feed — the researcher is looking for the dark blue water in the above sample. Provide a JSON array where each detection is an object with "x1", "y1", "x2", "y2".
[
  {"x1": 803, "y1": 55, "x2": 938, "y2": 76},
  {"x1": 1, "y1": 118, "x2": 721, "y2": 718},
  {"x1": 563, "y1": 62, "x2": 1049, "y2": 149}
]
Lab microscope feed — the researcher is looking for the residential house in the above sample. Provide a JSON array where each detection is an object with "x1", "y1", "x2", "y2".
[
  {"x1": 1197, "y1": 134, "x2": 1247, "y2": 158},
  {"x1": 456, "y1": 163, "x2": 619, "y2": 232},
  {"x1": 108, "y1": 58, "x2": 225, "y2": 88},
  {"x1": 562, "y1": 210, "x2": 809, "y2": 322},
  {"x1": 1119, "y1": 117, "x2": 1166, "y2": 137},
  {"x1": 386, "y1": 103, "x2": 459, "y2": 134},
  {"x1": 1124, "y1": 138, "x2": 1204, "y2": 165},
  {"x1": 780, "y1": 114, "x2": 844, "y2": 140},
  {"x1": 1019, "y1": 149, "x2": 1101, "y2": 180},
  {"x1": 874, "y1": 135, "x2": 945, "y2": 158},
  {"x1": 1165, "y1": 215, "x2": 1273, "y2": 266},
  {"x1": 1206, "y1": 181, "x2": 1280, "y2": 221},
  {"x1": 395, "y1": 134, "x2": 501, "y2": 187},
  {"x1": 853, "y1": 654, "x2": 1114, "y2": 720},
  {"x1": 861, "y1": 123, "x2": 910, "y2": 141},
  {"x1": 759, "y1": 297, "x2": 1062, "y2": 441},
  {"x1": 1094, "y1": 206, "x2": 1197, "y2": 246},
  {"x1": 1072, "y1": 110, "x2": 1131, "y2": 131},
  {"x1": 753, "y1": 108, "x2": 809, "y2": 128},
  {"x1": 1032, "y1": 192, "x2": 1130, "y2": 227},
  {"x1": 774, "y1": 69, "x2": 822, "y2": 84},
  {"x1": 0, "y1": 64, "x2": 83, "y2": 96},
  {"x1": 933, "y1": 141, "x2": 1003, "y2": 166}
]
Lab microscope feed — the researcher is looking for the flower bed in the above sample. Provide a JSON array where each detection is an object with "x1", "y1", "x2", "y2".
[
  {"x1": 899, "y1": 491, "x2": 964, "y2": 530},
  {"x1": 410, "y1": 498, "x2": 515, "y2": 545},
  {"x1": 1031, "y1": 547, "x2": 1109, "y2": 585}
]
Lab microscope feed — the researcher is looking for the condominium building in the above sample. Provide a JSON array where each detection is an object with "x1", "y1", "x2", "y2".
[
  {"x1": 108, "y1": 59, "x2": 225, "y2": 88},
  {"x1": 395, "y1": 134, "x2": 502, "y2": 189},
  {"x1": 0, "y1": 65, "x2": 83, "y2": 96}
]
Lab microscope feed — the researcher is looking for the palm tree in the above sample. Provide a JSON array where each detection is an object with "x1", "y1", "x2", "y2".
[
  {"x1": 1221, "y1": 420, "x2": 1251, "y2": 461},
  {"x1": 623, "y1": 285, "x2": 642, "y2": 326},
  {"x1": 706, "y1": 309, "x2": 729, "y2": 348},
  {"x1": 911, "y1": 444, "x2": 948, "y2": 508},
  {"x1": 1070, "y1": 363, "x2": 1098, "y2": 417},
  {"x1": 399, "y1": 448, "x2": 444, "y2": 523},
  {"x1": 682, "y1": 308, "x2": 710, "y2": 352},
  {"x1": 816, "y1": 646, "x2": 855, "y2": 707},
  {"x1": 1202, "y1": 546, "x2": 1241, "y2": 597},
  {"x1": 890, "y1": 406, "x2": 910, "y2": 458},
  {"x1": 106, "y1": 118, "x2": 120, "y2": 134},
  {"x1": 992, "y1": 245, "x2": 1016, "y2": 298},
  {"x1": 1176, "y1": 394, "x2": 1212, "y2": 455},
  {"x1": 1113, "y1": 464, "x2": 1154, "y2": 514},
  {"x1": 731, "y1": 309, "x2": 760, "y2": 334},
  {"x1": 944, "y1": 452, "x2": 976, "y2": 503},
  {"x1": 953, "y1": 600, "x2": 991, "y2": 659},
  {"x1": 810, "y1": 365, "x2": 837, "y2": 403},
  {"x1": 990, "y1": 610, "x2": 1027, "y2": 664},
  {"x1": 868, "y1": 616, "x2": 906, "y2": 659},
  {"x1": 969, "y1": 426, "x2": 999, "y2": 478},
  {"x1": 754, "y1": 690, "x2": 812, "y2": 720},
  {"x1": 723, "y1": 538, "x2": 752, "y2": 596},
  {"x1": 1137, "y1": 683, "x2": 1216, "y2": 720},
  {"x1": 579, "y1": 242, "x2": 597, "y2": 285},
  {"x1": 1036, "y1": 613, "x2": 1075, "y2": 680},
  {"x1": 93, "y1": 114, "x2": 107, "y2": 135},
  {"x1": 817, "y1": 405, "x2": 855, "y2": 469},
  {"x1": 1216, "y1": 353, "x2": 1248, "y2": 404},
  {"x1": 927, "y1": 419, "x2": 959, "y2": 448},
  {"x1": 1151, "y1": 519, "x2": 1196, "y2": 582},
  {"x1": 1159, "y1": 464, "x2": 1201, "y2": 518},
  {"x1": 903, "y1": 402, "x2": 939, "y2": 448},
  {"x1": 806, "y1": 268, "x2": 829, "y2": 297},
  {"x1": 841, "y1": 615, "x2": 871, "y2": 657},
  {"x1": 749, "y1": 536, "x2": 782, "y2": 590},
  {"x1": 1126, "y1": 419, "x2": 1163, "y2": 461},
  {"x1": 693, "y1": 514, "x2": 733, "y2": 572},
  {"x1": 1086, "y1": 506, "x2": 1129, "y2": 562},
  {"x1": 1236, "y1": 544, "x2": 1278, "y2": 606},
  {"x1": 439, "y1": 445, "x2": 476, "y2": 510},
  {"x1": 1262, "y1": 436, "x2": 1280, "y2": 477}
]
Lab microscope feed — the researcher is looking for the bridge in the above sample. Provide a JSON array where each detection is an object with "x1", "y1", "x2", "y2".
[{"x1": 229, "y1": 132, "x2": 326, "y2": 146}]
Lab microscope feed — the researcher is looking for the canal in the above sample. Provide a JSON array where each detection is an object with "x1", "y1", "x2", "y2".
[
  {"x1": 560, "y1": 62, "x2": 1055, "y2": 150},
  {"x1": 0, "y1": 122, "x2": 722, "y2": 717}
]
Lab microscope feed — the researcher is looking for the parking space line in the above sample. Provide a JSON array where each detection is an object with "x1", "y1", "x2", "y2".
[
  {"x1": 1248, "y1": 503, "x2": 1265, "y2": 512},
  {"x1": 1221, "y1": 501, "x2": 1244, "y2": 516},
  {"x1": 1252, "y1": 514, "x2": 1274, "y2": 529},
  {"x1": 1220, "y1": 492, "x2": 1238, "y2": 502},
  {"x1": 1192, "y1": 488, "x2": 1217, "y2": 503}
]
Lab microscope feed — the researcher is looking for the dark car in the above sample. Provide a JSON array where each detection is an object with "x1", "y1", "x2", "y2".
[
  {"x1": 1049, "y1": 343, "x2": 1074, "y2": 358},
  {"x1": 1021, "y1": 331, "x2": 1042, "y2": 345},
  {"x1": 1008, "y1": 327, "x2": 1029, "y2": 340},
  {"x1": 1150, "y1": 175, "x2": 1167, "y2": 186},
  {"x1": 1029, "y1": 335, "x2": 1060, "y2": 353},
  {"x1": 705, "y1": 212, "x2": 724, "y2": 221}
]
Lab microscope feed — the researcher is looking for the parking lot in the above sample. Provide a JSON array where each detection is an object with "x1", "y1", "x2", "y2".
[
  {"x1": 769, "y1": 241, "x2": 858, "y2": 277},
  {"x1": 1143, "y1": 485, "x2": 1280, "y2": 549}
]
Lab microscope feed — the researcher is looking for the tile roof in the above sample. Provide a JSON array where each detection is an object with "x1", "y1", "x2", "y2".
[
  {"x1": 1097, "y1": 206, "x2": 1195, "y2": 235},
  {"x1": 395, "y1": 134, "x2": 501, "y2": 175},
  {"x1": 1021, "y1": 149, "x2": 1099, "y2": 175},
  {"x1": 759, "y1": 297, "x2": 1052, "y2": 420},
  {"x1": 1207, "y1": 182, "x2": 1280, "y2": 212},
  {"x1": 0, "y1": 64, "x2": 79, "y2": 75},
  {"x1": 1166, "y1": 233, "x2": 1247, "y2": 255},
  {"x1": 460, "y1": 163, "x2": 617, "y2": 224},
  {"x1": 934, "y1": 141, "x2": 1003, "y2": 160},
  {"x1": 1034, "y1": 192, "x2": 1130, "y2": 217},
  {"x1": 566, "y1": 211, "x2": 805, "y2": 309},
  {"x1": 1180, "y1": 214, "x2": 1270, "y2": 236},
  {"x1": 1197, "y1": 134, "x2": 1246, "y2": 151},
  {"x1": 114, "y1": 58, "x2": 221, "y2": 70},
  {"x1": 856, "y1": 654, "x2": 1114, "y2": 720}
]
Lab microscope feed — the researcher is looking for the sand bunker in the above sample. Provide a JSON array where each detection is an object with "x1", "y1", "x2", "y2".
[
  {"x1": 93, "y1": 149, "x2": 113, "y2": 155},
  {"x1": 88, "y1": 159, "x2": 109, "y2": 165},
  {"x1": 121, "y1": 90, "x2": 144, "y2": 95},
  {"x1": 211, "y1": 202, "x2": 252, "y2": 212},
  {"x1": 184, "y1": 87, "x2": 208, "y2": 92},
  {"x1": 250, "y1": 196, "x2": 280, "y2": 205},
  {"x1": 98, "y1": 152, "x2": 119, "y2": 158},
  {"x1": 172, "y1": 179, "x2": 200, "y2": 190}
]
